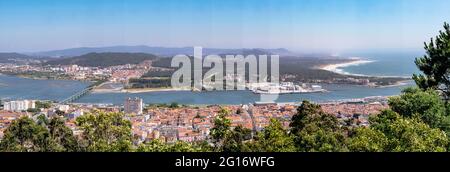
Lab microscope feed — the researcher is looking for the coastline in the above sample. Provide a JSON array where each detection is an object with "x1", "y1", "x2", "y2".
[
  {"x1": 0, "y1": 74, "x2": 410, "y2": 105},
  {"x1": 92, "y1": 87, "x2": 192, "y2": 93},
  {"x1": 317, "y1": 58, "x2": 412, "y2": 79},
  {"x1": 0, "y1": 73, "x2": 94, "y2": 83},
  {"x1": 375, "y1": 80, "x2": 411, "y2": 88},
  {"x1": 124, "y1": 88, "x2": 191, "y2": 93},
  {"x1": 316, "y1": 58, "x2": 376, "y2": 77}
]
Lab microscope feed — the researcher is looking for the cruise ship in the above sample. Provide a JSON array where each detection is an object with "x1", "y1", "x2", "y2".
[{"x1": 250, "y1": 82, "x2": 326, "y2": 94}]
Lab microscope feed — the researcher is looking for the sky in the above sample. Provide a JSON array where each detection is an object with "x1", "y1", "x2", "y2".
[{"x1": 1, "y1": 0, "x2": 450, "y2": 53}]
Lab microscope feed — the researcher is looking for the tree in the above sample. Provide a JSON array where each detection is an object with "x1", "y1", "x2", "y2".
[
  {"x1": 370, "y1": 110, "x2": 448, "y2": 152},
  {"x1": 221, "y1": 126, "x2": 253, "y2": 152},
  {"x1": 169, "y1": 102, "x2": 180, "y2": 108},
  {"x1": 76, "y1": 111, "x2": 133, "y2": 152},
  {"x1": 413, "y1": 22, "x2": 450, "y2": 100},
  {"x1": 236, "y1": 108, "x2": 243, "y2": 114},
  {"x1": 55, "y1": 109, "x2": 65, "y2": 116},
  {"x1": 35, "y1": 101, "x2": 52, "y2": 109},
  {"x1": 48, "y1": 117, "x2": 79, "y2": 152},
  {"x1": 388, "y1": 87, "x2": 450, "y2": 133},
  {"x1": 290, "y1": 101, "x2": 347, "y2": 152},
  {"x1": 209, "y1": 107, "x2": 254, "y2": 152},
  {"x1": 136, "y1": 139, "x2": 210, "y2": 152},
  {"x1": 136, "y1": 139, "x2": 169, "y2": 152},
  {"x1": 168, "y1": 141, "x2": 207, "y2": 152},
  {"x1": 36, "y1": 114, "x2": 49, "y2": 126},
  {"x1": 26, "y1": 108, "x2": 40, "y2": 113},
  {"x1": 0, "y1": 116, "x2": 55, "y2": 152},
  {"x1": 210, "y1": 107, "x2": 232, "y2": 151},
  {"x1": 347, "y1": 127, "x2": 388, "y2": 152},
  {"x1": 252, "y1": 119, "x2": 296, "y2": 152}
]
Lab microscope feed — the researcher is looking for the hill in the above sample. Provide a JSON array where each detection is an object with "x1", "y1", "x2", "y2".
[
  {"x1": 0, "y1": 52, "x2": 31, "y2": 59},
  {"x1": 44, "y1": 52, "x2": 158, "y2": 67},
  {"x1": 0, "y1": 53, "x2": 34, "y2": 63},
  {"x1": 31, "y1": 45, "x2": 296, "y2": 57}
]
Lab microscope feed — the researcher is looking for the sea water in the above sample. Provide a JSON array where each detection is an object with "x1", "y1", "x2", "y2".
[{"x1": 340, "y1": 51, "x2": 422, "y2": 77}]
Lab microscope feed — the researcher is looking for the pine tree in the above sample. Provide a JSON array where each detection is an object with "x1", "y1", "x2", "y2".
[{"x1": 413, "y1": 22, "x2": 450, "y2": 101}]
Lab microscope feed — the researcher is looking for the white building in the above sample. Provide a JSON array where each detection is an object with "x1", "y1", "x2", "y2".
[
  {"x1": 4, "y1": 100, "x2": 36, "y2": 112},
  {"x1": 124, "y1": 97, "x2": 143, "y2": 115},
  {"x1": 57, "y1": 104, "x2": 70, "y2": 112}
]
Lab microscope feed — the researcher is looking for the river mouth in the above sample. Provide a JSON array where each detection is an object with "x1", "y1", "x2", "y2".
[
  {"x1": 0, "y1": 74, "x2": 414, "y2": 105},
  {"x1": 76, "y1": 82, "x2": 415, "y2": 105}
]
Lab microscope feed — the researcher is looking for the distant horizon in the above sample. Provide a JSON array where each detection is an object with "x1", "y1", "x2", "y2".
[
  {"x1": 0, "y1": 44, "x2": 426, "y2": 57},
  {"x1": 1, "y1": 0, "x2": 449, "y2": 53}
]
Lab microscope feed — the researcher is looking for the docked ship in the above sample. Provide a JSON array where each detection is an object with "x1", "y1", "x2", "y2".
[{"x1": 250, "y1": 82, "x2": 326, "y2": 94}]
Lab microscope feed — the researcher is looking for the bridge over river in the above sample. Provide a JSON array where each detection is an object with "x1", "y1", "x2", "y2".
[
  {"x1": 58, "y1": 80, "x2": 109, "y2": 104},
  {"x1": 59, "y1": 86, "x2": 94, "y2": 104}
]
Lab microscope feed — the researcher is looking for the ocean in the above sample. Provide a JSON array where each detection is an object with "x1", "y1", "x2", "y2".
[{"x1": 340, "y1": 51, "x2": 422, "y2": 77}]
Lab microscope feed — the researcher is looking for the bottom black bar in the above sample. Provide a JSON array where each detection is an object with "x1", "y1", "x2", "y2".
[{"x1": 0, "y1": 153, "x2": 448, "y2": 171}]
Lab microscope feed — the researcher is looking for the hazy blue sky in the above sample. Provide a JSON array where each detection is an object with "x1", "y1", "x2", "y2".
[{"x1": 1, "y1": 0, "x2": 450, "y2": 53}]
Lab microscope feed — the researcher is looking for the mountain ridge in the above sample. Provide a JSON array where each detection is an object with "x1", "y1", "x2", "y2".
[
  {"x1": 43, "y1": 52, "x2": 158, "y2": 67},
  {"x1": 30, "y1": 45, "x2": 295, "y2": 57}
]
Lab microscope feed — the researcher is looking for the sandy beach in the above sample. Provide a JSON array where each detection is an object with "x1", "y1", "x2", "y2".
[
  {"x1": 375, "y1": 80, "x2": 411, "y2": 88},
  {"x1": 317, "y1": 58, "x2": 375, "y2": 76},
  {"x1": 123, "y1": 87, "x2": 191, "y2": 93},
  {"x1": 92, "y1": 87, "x2": 192, "y2": 93}
]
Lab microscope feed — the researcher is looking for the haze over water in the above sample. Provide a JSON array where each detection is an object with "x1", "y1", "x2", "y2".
[{"x1": 340, "y1": 51, "x2": 422, "y2": 77}]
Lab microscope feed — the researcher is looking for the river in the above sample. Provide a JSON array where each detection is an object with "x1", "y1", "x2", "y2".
[{"x1": 0, "y1": 74, "x2": 414, "y2": 105}]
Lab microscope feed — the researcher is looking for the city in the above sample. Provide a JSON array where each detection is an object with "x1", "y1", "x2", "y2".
[
  {"x1": 2, "y1": 2, "x2": 450, "y2": 171},
  {"x1": 0, "y1": 96, "x2": 389, "y2": 143}
]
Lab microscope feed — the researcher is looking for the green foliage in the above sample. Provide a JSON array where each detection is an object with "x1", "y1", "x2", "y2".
[
  {"x1": 388, "y1": 87, "x2": 450, "y2": 132},
  {"x1": 76, "y1": 111, "x2": 133, "y2": 152},
  {"x1": 128, "y1": 78, "x2": 171, "y2": 89},
  {"x1": 0, "y1": 115, "x2": 79, "y2": 152},
  {"x1": 221, "y1": 126, "x2": 253, "y2": 152},
  {"x1": 290, "y1": 101, "x2": 347, "y2": 152},
  {"x1": 169, "y1": 102, "x2": 180, "y2": 108},
  {"x1": 1, "y1": 99, "x2": 449, "y2": 152},
  {"x1": 210, "y1": 107, "x2": 232, "y2": 150},
  {"x1": 35, "y1": 101, "x2": 52, "y2": 109},
  {"x1": 136, "y1": 139, "x2": 209, "y2": 152},
  {"x1": 48, "y1": 117, "x2": 79, "y2": 152},
  {"x1": 36, "y1": 114, "x2": 49, "y2": 126},
  {"x1": 26, "y1": 108, "x2": 41, "y2": 113},
  {"x1": 0, "y1": 53, "x2": 31, "y2": 63},
  {"x1": 145, "y1": 103, "x2": 185, "y2": 109},
  {"x1": 55, "y1": 110, "x2": 65, "y2": 116},
  {"x1": 44, "y1": 52, "x2": 158, "y2": 67},
  {"x1": 0, "y1": 116, "x2": 54, "y2": 152},
  {"x1": 210, "y1": 107, "x2": 254, "y2": 152},
  {"x1": 347, "y1": 127, "x2": 389, "y2": 152},
  {"x1": 136, "y1": 139, "x2": 168, "y2": 152},
  {"x1": 370, "y1": 110, "x2": 448, "y2": 152},
  {"x1": 251, "y1": 119, "x2": 296, "y2": 152},
  {"x1": 348, "y1": 110, "x2": 449, "y2": 152},
  {"x1": 413, "y1": 22, "x2": 450, "y2": 100}
]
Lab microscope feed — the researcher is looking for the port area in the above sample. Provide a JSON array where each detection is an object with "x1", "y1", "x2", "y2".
[{"x1": 248, "y1": 82, "x2": 326, "y2": 94}]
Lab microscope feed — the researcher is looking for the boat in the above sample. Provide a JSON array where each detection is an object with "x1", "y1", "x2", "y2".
[{"x1": 251, "y1": 82, "x2": 326, "y2": 94}]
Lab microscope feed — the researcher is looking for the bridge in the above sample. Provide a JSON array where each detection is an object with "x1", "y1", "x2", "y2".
[{"x1": 59, "y1": 86, "x2": 94, "y2": 104}]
